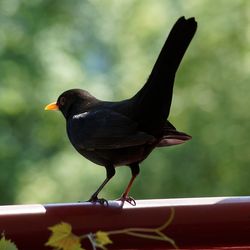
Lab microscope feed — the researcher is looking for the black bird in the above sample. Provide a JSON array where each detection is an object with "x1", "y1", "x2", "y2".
[{"x1": 45, "y1": 17, "x2": 197, "y2": 205}]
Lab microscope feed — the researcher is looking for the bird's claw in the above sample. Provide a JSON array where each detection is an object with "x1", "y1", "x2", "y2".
[
  {"x1": 118, "y1": 196, "x2": 136, "y2": 206},
  {"x1": 88, "y1": 196, "x2": 109, "y2": 205}
]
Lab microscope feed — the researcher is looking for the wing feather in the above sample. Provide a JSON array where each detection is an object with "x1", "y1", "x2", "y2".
[{"x1": 67, "y1": 110, "x2": 155, "y2": 149}]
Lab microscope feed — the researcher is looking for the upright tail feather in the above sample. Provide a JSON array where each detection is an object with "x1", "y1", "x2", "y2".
[{"x1": 131, "y1": 17, "x2": 197, "y2": 136}]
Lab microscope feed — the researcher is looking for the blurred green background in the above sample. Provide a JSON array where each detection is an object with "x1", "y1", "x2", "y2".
[{"x1": 0, "y1": 0, "x2": 249, "y2": 204}]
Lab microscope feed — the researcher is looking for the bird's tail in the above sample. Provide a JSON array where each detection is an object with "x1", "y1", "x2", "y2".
[{"x1": 131, "y1": 17, "x2": 197, "y2": 136}]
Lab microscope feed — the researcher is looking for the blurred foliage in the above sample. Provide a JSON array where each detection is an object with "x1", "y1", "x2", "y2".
[{"x1": 0, "y1": 0, "x2": 250, "y2": 204}]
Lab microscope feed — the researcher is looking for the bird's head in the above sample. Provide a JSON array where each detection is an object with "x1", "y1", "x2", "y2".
[{"x1": 44, "y1": 89, "x2": 98, "y2": 119}]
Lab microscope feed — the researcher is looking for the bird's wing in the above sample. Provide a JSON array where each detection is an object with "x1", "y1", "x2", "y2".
[{"x1": 67, "y1": 109, "x2": 156, "y2": 149}]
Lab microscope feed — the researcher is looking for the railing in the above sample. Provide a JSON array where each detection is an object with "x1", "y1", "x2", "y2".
[{"x1": 1, "y1": 196, "x2": 250, "y2": 249}]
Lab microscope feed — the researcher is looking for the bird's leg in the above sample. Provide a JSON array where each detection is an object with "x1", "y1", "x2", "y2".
[
  {"x1": 88, "y1": 165, "x2": 115, "y2": 205},
  {"x1": 119, "y1": 163, "x2": 140, "y2": 206}
]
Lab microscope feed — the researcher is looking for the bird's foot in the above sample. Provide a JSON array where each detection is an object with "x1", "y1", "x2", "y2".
[
  {"x1": 88, "y1": 196, "x2": 108, "y2": 205},
  {"x1": 117, "y1": 195, "x2": 136, "y2": 206}
]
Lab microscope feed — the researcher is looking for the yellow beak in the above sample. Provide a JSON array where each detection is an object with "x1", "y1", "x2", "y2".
[{"x1": 44, "y1": 102, "x2": 59, "y2": 111}]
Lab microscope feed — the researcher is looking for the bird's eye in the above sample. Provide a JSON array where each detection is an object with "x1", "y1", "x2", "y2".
[{"x1": 60, "y1": 96, "x2": 66, "y2": 106}]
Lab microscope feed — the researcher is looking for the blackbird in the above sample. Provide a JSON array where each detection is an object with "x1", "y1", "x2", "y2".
[{"x1": 45, "y1": 16, "x2": 197, "y2": 205}]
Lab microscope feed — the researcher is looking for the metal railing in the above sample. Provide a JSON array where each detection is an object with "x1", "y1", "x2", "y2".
[{"x1": 1, "y1": 196, "x2": 250, "y2": 249}]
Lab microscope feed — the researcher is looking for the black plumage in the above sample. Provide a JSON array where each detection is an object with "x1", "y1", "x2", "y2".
[{"x1": 45, "y1": 17, "x2": 197, "y2": 204}]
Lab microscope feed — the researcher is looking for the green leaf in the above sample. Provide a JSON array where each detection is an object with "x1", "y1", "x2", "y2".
[{"x1": 0, "y1": 234, "x2": 18, "y2": 250}]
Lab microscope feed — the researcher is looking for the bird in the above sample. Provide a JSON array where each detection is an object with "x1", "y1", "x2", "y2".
[{"x1": 45, "y1": 16, "x2": 197, "y2": 205}]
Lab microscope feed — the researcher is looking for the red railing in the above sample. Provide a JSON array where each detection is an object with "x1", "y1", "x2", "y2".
[{"x1": 1, "y1": 196, "x2": 250, "y2": 249}]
